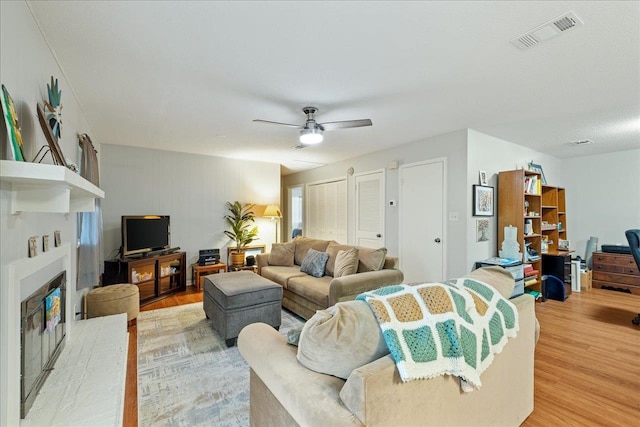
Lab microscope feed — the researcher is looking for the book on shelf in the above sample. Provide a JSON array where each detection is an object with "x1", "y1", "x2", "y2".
[
  {"x1": 523, "y1": 265, "x2": 539, "y2": 276},
  {"x1": 524, "y1": 175, "x2": 541, "y2": 195},
  {"x1": 525, "y1": 289, "x2": 542, "y2": 300},
  {"x1": 525, "y1": 277, "x2": 538, "y2": 287}
]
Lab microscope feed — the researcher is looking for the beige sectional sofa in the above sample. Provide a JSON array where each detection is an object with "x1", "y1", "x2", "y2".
[
  {"x1": 239, "y1": 267, "x2": 538, "y2": 426},
  {"x1": 256, "y1": 237, "x2": 404, "y2": 319}
]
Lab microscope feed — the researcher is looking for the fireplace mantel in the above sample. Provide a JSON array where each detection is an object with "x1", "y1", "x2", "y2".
[{"x1": 0, "y1": 160, "x2": 104, "y2": 214}]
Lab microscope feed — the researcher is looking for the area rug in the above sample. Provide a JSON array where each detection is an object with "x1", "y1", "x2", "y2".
[{"x1": 137, "y1": 303, "x2": 304, "y2": 426}]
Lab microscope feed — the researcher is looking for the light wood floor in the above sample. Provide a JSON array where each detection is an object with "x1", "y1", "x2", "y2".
[{"x1": 123, "y1": 288, "x2": 640, "y2": 426}]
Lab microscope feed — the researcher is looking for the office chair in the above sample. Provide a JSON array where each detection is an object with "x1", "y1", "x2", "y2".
[{"x1": 625, "y1": 229, "x2": 640, "y2": 325}]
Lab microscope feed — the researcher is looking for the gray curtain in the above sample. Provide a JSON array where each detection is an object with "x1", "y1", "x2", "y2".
[{"x1": 77, "y1": 134, "x2": 103, "y2": 289}]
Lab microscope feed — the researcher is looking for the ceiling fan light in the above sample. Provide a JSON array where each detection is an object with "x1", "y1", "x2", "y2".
[{"x1": 299, "y1": 127, "x2": 323, "y2": 145}]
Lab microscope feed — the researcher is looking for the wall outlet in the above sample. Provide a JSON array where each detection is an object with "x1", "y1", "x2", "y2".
[{"x1": 448, "y1": 212, "x2": 459, "y2": 221}]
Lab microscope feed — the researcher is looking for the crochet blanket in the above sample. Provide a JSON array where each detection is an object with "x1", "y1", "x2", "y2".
[{"x1": 357, "y1": 278, "x2": 518, "y2": 391}]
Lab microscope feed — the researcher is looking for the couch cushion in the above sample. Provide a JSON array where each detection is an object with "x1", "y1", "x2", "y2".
[
  {"x1": 300, "y1": 248, "x2": 330, "y2": 278},
  {"x1": 287, "y1": 275, "x2": 333, "y2": 307},
  {"x1": 297, "y1": 300, "x2": 389, "y2": 379},
  {"x1": 334, "y1": 248, "x2": 359, "y2": 277},
  {"x1": 268, "y1": 241, "x2": 295, "y2": 266},
  {"x1": 464, "y1": 266, "x2": 515, "y2": 299},
  {"x1": 261, "y1": 266, "x2": 307, "y2": 289},
  {"x1": 293, "y1": 237, "x2": 330, "y2": 266},
  {"x1": 324, "y1": 241, "x2": 355, "y2": 276},
  {"x1": 357, "y1": 247, "x2": 387, "y2": 272}
]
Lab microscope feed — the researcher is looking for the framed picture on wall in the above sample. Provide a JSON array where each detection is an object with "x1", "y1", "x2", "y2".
[
  {"x1": 473, "y1": 185, "x2": 494, "y2": 216},
  {"x1": 37, "y1": 103, "x2": 67, "y2": 167}
]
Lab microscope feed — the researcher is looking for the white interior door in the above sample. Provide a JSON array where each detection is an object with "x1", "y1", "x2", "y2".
[
  {"x1": 399, "y1": 159, "x2": 445, "y2": 282},
  {"x1": 355, "y1": 170, "x2": 385, "y2": 248}
]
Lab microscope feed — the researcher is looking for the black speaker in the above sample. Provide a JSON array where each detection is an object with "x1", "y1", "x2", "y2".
[{"x1": 246, "y1": 255, "x2": 255, "y2": 266}]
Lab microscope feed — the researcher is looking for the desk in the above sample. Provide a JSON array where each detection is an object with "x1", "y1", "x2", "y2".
[{"x1": 191, "y1": 263, "x2": 227, "y2": 291}]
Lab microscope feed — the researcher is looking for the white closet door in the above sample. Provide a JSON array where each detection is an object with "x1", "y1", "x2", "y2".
[{"x1": 306, "y1": 179, "x2": 347, "y2": 242}]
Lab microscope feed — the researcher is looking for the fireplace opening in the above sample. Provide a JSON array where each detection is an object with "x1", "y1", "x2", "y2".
[{"x1": 20, "y1": 271, "x2": 66, "y2": 419}]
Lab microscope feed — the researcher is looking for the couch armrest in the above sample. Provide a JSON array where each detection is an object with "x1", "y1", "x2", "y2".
[
  {"x1": 238, "y1": 323, "x2": 362, "y2": 426},
  {"x1": 383, "y1": 256, "x2": 399, "y2": 269},
  {"x1": 339, "y1": 293, "x2": 536, "y2": 426},
  {"x1": 328, "y1": 269, "x2": 404, "y2": 306},
  {"x1": 256, "y1": 253, "x2": 269, "y2": 275}
]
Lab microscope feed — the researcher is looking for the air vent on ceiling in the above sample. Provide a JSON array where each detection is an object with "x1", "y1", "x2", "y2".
[
  {"x1": 511, "y1": 12, "x2": 583, "y2": 50},
  {"x1": 569, "y1": 139, "x2": 595, "y2": 146}
]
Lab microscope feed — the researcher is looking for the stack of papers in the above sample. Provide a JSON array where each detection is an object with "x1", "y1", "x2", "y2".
[{"x1": 480, "y1": 257, "x2": 521, "y2": 266}]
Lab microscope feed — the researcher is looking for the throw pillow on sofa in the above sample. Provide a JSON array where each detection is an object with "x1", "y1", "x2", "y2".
[
  {"x1": 297, "y1": 300, "x2": 389, "y2": 379},
  {"x1": 357, "y1": 247, "x2": 387, "y2": 272},
  {"x1": 300, "y1": 248, "x2": 330, "y2": 278},
  {"x1": 293, "y1": 236, "x2": 331, "y2": 265},
  {"x1": 268, "y1": 241, "x2": 295, "y2": 266},
  {"x1": 325, "y1": 241, "x2": 354, "y2": 276},
  {"x1": 334, "y1": 248, "x2": 359, "y2": 277}
]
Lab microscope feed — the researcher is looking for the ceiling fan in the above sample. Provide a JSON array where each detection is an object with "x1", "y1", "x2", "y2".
[{"x1": 253, "y1": 106, "x2": 372, "y2": 147}]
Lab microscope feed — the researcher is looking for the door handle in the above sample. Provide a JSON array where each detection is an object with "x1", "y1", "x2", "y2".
[
  {"x1": 435, "y1": 238, "x2": 441, "y2": 243},
  {"x1": 376, "y1": 234, "x2": 382, "y2": 238}
]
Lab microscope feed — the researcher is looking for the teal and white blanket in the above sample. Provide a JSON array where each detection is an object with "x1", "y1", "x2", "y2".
[{"x1": 357, "y1": 278, "x2": 518, "y2": 391}]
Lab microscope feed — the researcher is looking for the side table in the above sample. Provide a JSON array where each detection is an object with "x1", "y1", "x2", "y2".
[{"x1": 191, "y1": 263, "x2": 227, "y2": 291}]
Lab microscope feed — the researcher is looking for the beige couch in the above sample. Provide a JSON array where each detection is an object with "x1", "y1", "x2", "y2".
[
  {"x1": 256, "y1": 237, "x2": 404, "y2": 319},
  {"x1": 239, "y1": 269, "x2": 537, "y2": 426}
]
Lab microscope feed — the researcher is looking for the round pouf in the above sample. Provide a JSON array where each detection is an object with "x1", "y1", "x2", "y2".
[{"x1": 86, "y1": 284, "x2": 140, "y2": 324}]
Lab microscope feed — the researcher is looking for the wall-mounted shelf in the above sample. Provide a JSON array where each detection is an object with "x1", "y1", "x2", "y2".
[{"x1": 0, "y1": 160, "x2": 104, "y2": 214}]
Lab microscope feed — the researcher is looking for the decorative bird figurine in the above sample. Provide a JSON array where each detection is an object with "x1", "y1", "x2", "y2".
[{"x1": 44, "y1": 76, "x2": 62, "y2": 140}]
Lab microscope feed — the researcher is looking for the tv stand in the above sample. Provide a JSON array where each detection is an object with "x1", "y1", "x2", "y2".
[{"x1": 103, "y1": 252, "x2": 186, "y2": 306}]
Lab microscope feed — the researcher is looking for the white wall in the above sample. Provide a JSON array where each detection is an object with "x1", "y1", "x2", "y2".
[
  {"x1": 563, "y1": 149, "x2": 640, "y2": 254},
  {"x1": 1, "y1": 2, "x2": 97, "y2": 424},
  {"x1": 466, "y1": 130, "x2": 562, "y2": 270},
  {"x1": 100, "y1": 145, "x2": 280, "y2": 282},
  {"x1": 283, "y1": 128, "x2": 575, "y2": 279},
  {"x1": 1, "y1": 1, "x2": 96, "y2": 310},
  {"x1": 283, "y1": 129, "x2": 469, "y2": 278}
]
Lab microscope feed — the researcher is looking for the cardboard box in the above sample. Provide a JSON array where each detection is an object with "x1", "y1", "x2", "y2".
[{"x1": 580, "y1": 270, "x2": 592, "y2": 291}]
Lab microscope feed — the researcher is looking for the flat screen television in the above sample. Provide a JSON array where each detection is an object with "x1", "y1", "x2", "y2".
[{"x1": 121, "y1": 215, "x2": 171, "y2": 257}]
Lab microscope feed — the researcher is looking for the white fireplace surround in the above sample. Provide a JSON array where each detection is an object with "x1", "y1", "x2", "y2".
[
  {"x1": 1, "y1": 160, "x2": 105, "y2": 426},
  {"x1": 1, "y1": 243, "x2": 73, "y2": 426}
]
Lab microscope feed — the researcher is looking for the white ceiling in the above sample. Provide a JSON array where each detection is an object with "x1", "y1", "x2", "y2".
[{"x1": 27, "y1": 1, "x2": 640, "y2": 175}]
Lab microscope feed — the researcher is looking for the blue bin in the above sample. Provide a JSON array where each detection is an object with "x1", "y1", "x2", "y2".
[{"x1": 542, "y1": 275, "x2": 566, "y2": 301}]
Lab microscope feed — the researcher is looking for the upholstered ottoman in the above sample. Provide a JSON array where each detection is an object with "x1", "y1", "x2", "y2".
[
  {"x1": 203, "y1": 271, "x2": 282, "y2": 347},
  {"x1": 85, "y1": 283, "x2": 140, "y2": 326}
]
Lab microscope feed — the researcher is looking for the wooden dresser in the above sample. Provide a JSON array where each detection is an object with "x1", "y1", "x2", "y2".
[{"x1": 592, "y1": 251, "x2": 640, "y2": 295}]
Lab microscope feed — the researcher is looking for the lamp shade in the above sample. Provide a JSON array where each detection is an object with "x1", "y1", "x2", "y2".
[{"x1": 263, "y1": 205, "x2": 282, "y2": 218}]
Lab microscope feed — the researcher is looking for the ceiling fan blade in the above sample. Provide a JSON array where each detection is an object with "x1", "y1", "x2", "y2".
[
  {"x1": 319, "y1": 119, "x2": 372, "y2": 131},
  {"x1": 253, "y1": 119, "x2": 301, "y2": 128}
]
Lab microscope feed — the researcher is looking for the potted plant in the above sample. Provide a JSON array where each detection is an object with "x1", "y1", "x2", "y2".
[{"x1": 224, "y1": 201, "x2": 259, "y2": 267}]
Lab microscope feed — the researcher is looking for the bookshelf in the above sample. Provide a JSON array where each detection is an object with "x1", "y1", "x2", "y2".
[
  {"x1": 498, "y1": 169, "x2": 543, "y2": 292},
  {"x1": 498, "y1": 169, "x2": 569, "y2": 295}
]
